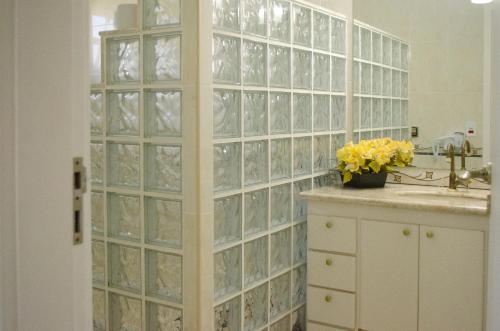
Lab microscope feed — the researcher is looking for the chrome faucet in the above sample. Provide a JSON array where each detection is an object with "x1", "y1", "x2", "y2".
[{"x1": 448, "y1": 142, "x2": 492, "y2": 190}]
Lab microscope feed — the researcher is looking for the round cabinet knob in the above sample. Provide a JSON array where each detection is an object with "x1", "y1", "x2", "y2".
[
  {"x1": 325, "y1": 258, "x2": 333, "y2": 266},
  {"x1": 325, "y1": 222, "x2": 333, "y2": 229},
  {"x1": 426, "y1": 231, "x2": 434, "y2": 239},
  {"x1": 403, "y1": 229, "x2": 411, "y2": 237},
  {"x1": 324, "y1": 295, "x2": 332, "y2": 303}
]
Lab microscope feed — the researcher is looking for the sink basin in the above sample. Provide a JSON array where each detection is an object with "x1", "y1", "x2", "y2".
[{"x1": 395, "y1": 189, "x2": 489, "y2": 205}]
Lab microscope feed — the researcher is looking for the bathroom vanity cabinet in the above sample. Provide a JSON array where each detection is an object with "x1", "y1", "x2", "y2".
[{"x1": 302, "y1": 185, "x2": 489, "y2": 331}]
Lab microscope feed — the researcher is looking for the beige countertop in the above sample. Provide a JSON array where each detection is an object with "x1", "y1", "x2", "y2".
[{"x1": 301, "y1": 184, "x2": 491, "y2": 216}]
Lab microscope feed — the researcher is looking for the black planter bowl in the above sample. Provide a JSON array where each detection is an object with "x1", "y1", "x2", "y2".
[{"x1": 341, "y1": 171, "x2": 388, "y2": 188}]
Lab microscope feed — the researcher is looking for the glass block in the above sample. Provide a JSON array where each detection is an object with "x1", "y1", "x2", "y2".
[
  {"x1": 293, "y1": 5, "x2": 311, "y2": 46},
  {"x1": 90, "y1": 142, "x2": 104, "y2": 185},
  {"x1": 292, "y1": 265, "x2": 306, "y2": 307},
  {"x1": 269, "y1": 46, "x2": 291, "y2": 88},
  {"x1": 293, "y1": 93, "x2": 311, "y2": 133},
  {"x1": 383, "y1": 99, "x2": 392, "y2": 127},
  {"x1": 401, "y1": 43, "x2": 409, "y2": 70},
  {"x1": 244, "y1": 140, "x2": 268, "y2": 186},
  {"x1": 392, "y1": 70, "x2": 401, "y2": 97},
  {"x1": 92, "y1": 240, "x2": 105, "y2": 285},
  {"x1": 91, "y1": 191, "x2": 104, "y2": 235},
  {"x1": 269, "y1": 0, "x2": 290, "y2": 42},
  {"x1": 401, "y1": 128, "x2": 410, "y2": 140},
  {"x1": 383, "y1": 67, "x2": 392, "y2": 97},
  {"x1": 372, "y1": 65, "x2": 382, "y2": 95},
  {"x1": 146, "y1": 302, "x2": 183, "y2": 331},
  {"x1": 270, "y1": 92, "x2": 291, "y2": 134},
  {"x1": 361, "y1": 63, "x2": 372, "y2": 95},
  {"x1": 383, "y1": 129, "x2": 392, "y2": 139},
  {"x1": 270, "y1": 228, "x2": 291, "y2": 274},
  {"x1": 270, "y1": 316, "x2": 290, "y2": 331},
  {"x1": 401, "y1": 100, "x2": 408, "y2": 126},
  {"x1": 109, "y1": 293, "x2": 142, "y2": 331},
  {"x1": 372, "y1": 32, "x2": 382, "y2": 63},
  {"x1": 314, "y1": 174, "x2": 330, "y2": 188},
  {"x1": 244, "y1": 189, "x2": 268, "y2": 237},
  {"x1": 353, "y1": 132, "x2": 360, "y2": 143},
  {"x1": 107, "y1": 38, "x2": 140, "y2": 84},
  {"x1": 353, "y1": 97, "x2": 360, "y2": 130},
  {"x1": 213, "y1": 89, "x2": 241, "y2": 138},
  {"x1": 293, "y1": 179, "x2": 311, "y2": 222},
  {"x1": 107, "y1": 142, "x2": 140, "y2": 189},
  {"x1": 393, "y1": 129, "x2": 401, "y2": 140},
  {"x1": 360, "y1": 28, "x2": 371, "y2": 61},
  {"x1": 108, "y1": 193, "x2": 141, "y2": 241},
  {"x1": 244, "y1": 283, "x2": 268, "y2": 331},
  {"x1": 213, "y1": 34, "x2": 241, "y2": 84},
  {"x1": 90, "y1": 92, "x2": 103, "y2": 135},
  {"x1": 360, "y1": 97, "x2": 371, "y2": 129},
  {"x1": 93, "y1": 288, "x2": 106, "y2": 331},
  {"x1": 244, "y1": 237, "x2": 268, "y2": 286},
  {"x1": 331, "y1": 56, "x2": 346, "y2": 92},
  {"x1": 331, "y1": 95, "x2": 346, "y2": 131},
  {"x1": 144, "y1": 0, "x2": 181, "y2": 28},
  {"x1": 372, "y1": 98, "x2": 383, "y2": 128},
  {"x1": 242, "y1": 40, "x2": 267, "y2": 86},
  {"x1": 313, "y1": 53, "x2": 330, "y2": 91},
  {"x1": 293, "y1": 223, "x2": 307, "y2": 265},
  {"x1": 243, "y1": 0, "x2": 267, "y2": 36},
  {"x1": 271, "y1": 184, "x2": 291, "y2": 228},
  {"x1": 107, "y1": 91, "x2": 139, "y2": 136},
  {"x1": 291, "y1": 306, "x2": 306, "y2": 331},
  {"x1": 213, "y1": 0, "x2": 240, "y2": 31},
  {"x1": 270, "y1": 272, "x2": 291, "y2": 319},
  {"x1": 146, "y1": 197, "x2": 182, "y2": 248},
  {"x1": 271, "y1": 139, "x2": 291, "y2": 181},
  {"x1": 108, "y1": 243, "x2": 141, "y2": 293},
  {"x1": 353, "y1": 61, "x2": 360, "y2": 94},
  {"x1": 144, "y1": 34, "x2": 181, "y2": 82},
  {"x1": 215, "y1": 296, "x2": 241, "y2": 331},
  {"x1": 392, "y1": 39, "x2": 401, "y2": 68},
  {"x1": 352, "y1": 25, "x2": 360, "y2": 58},
  {"x1": 145, "y1": 144, "x2": 182, "y2": 193},
  {"x1": 372, "y1": 130, "x2": 382, "y2": 139},
  {"x1": 313, "y1": 12, "x2": 329, "y2": 51},
  {"x1": 401, "y1": 72, "x2": 408, "y2": 98},
  {"x1": 313, "y1": 95, "x2": 329, "y2": 132},
  {"x1": 382, "y1": 36, "x2": 392, "y2": 65},
  {"x1": 244, "y1": 91, "x2": 268, "y2": 136},
  {"x1": 293, "y1": 50, "x2": 312, "y2": 89},
  {"x1": 392, "y1": 100, "x2": 401, "y2": 127},
  {"x1": 314, "y1": 135, "x2": 329, "y2": 171},
  {"x1": 146, "y1": 250, "x2": 183, "y2": 303},
  {"x1": 145, "y1": 90, "x2": 182, "y2": 137},
  {"x1": 214, "y1": 194, "x2": 242, "y2": 246},
  {"x1": 214, "y1": 143, "x2": 241, "y2": 192},
  {"x1": 331, "y1": 17, "x2": 346, "y2": 54},
  {"x1": 361, "y1": 131, "x2": 372, "y2": 141},
  {"x1": 293, "y1": 137, "x2": 312, "y2": 176},
  {"x1": 214, "y1": 245, "x2": 242, "y2": 300},
  {"x1": 331, "y1": 134, "x2": 346, "y2": 163}
]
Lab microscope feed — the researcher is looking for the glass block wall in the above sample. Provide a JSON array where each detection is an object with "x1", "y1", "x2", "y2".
[
  {"x1": 211, "y1": 1, "x2": 347, "y2": 330},
  {"x1": 90, "y1": 0, "x2": 197, "y2": 330},
  {"x1": 352, "y1": 22, "x2": 410, "y2": 143}
]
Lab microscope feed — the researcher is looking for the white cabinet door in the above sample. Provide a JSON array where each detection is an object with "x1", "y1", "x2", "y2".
[
  {"x1": 360, "y1": 220, "x2": 419, "y2": 331},
  {"x1": 419, "y1": 226, "x2": 484, "y2": 331}
]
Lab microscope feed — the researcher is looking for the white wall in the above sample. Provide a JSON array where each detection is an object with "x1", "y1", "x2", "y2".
[
  {"x1": 0, "y1": 0, "x2": 18, "y2": 330},
  {"x1": 487, "y1": 2, "x2": 500, "y2": 330}
]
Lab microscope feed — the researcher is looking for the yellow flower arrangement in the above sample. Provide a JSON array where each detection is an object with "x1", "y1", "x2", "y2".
[{"x1": 336, "y1": 138, "x2": 414, "y2": 183}]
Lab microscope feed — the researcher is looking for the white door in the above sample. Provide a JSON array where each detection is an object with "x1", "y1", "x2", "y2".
[
  {"x1": 359, "y1": 220, "x2": 419, "y2": 331},
  {"x1": 0, "y1": 1, "x2": 92, "y2": 330},
  {"x1": 419, "y1": 226, "x2": 484, "y2": 331}
]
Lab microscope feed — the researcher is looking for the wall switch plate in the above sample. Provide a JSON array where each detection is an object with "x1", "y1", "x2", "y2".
[{"x1": 411, "y1": 126, "x2": 419, "y2": 137}]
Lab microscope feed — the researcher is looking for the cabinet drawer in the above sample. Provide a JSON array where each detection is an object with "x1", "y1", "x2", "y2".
[
  {"x1": 308, "y1": 251, "x2": 356, "y2": 291},
  {"x1": 307, "y1": 286, "x2": 356, "y2": 329},
  {"x1": 308, "y1": 322, "x2": 347, "y2": 331},
  {"x1": 308, "y1": 215, "x2": 356, "y2": 253}
]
